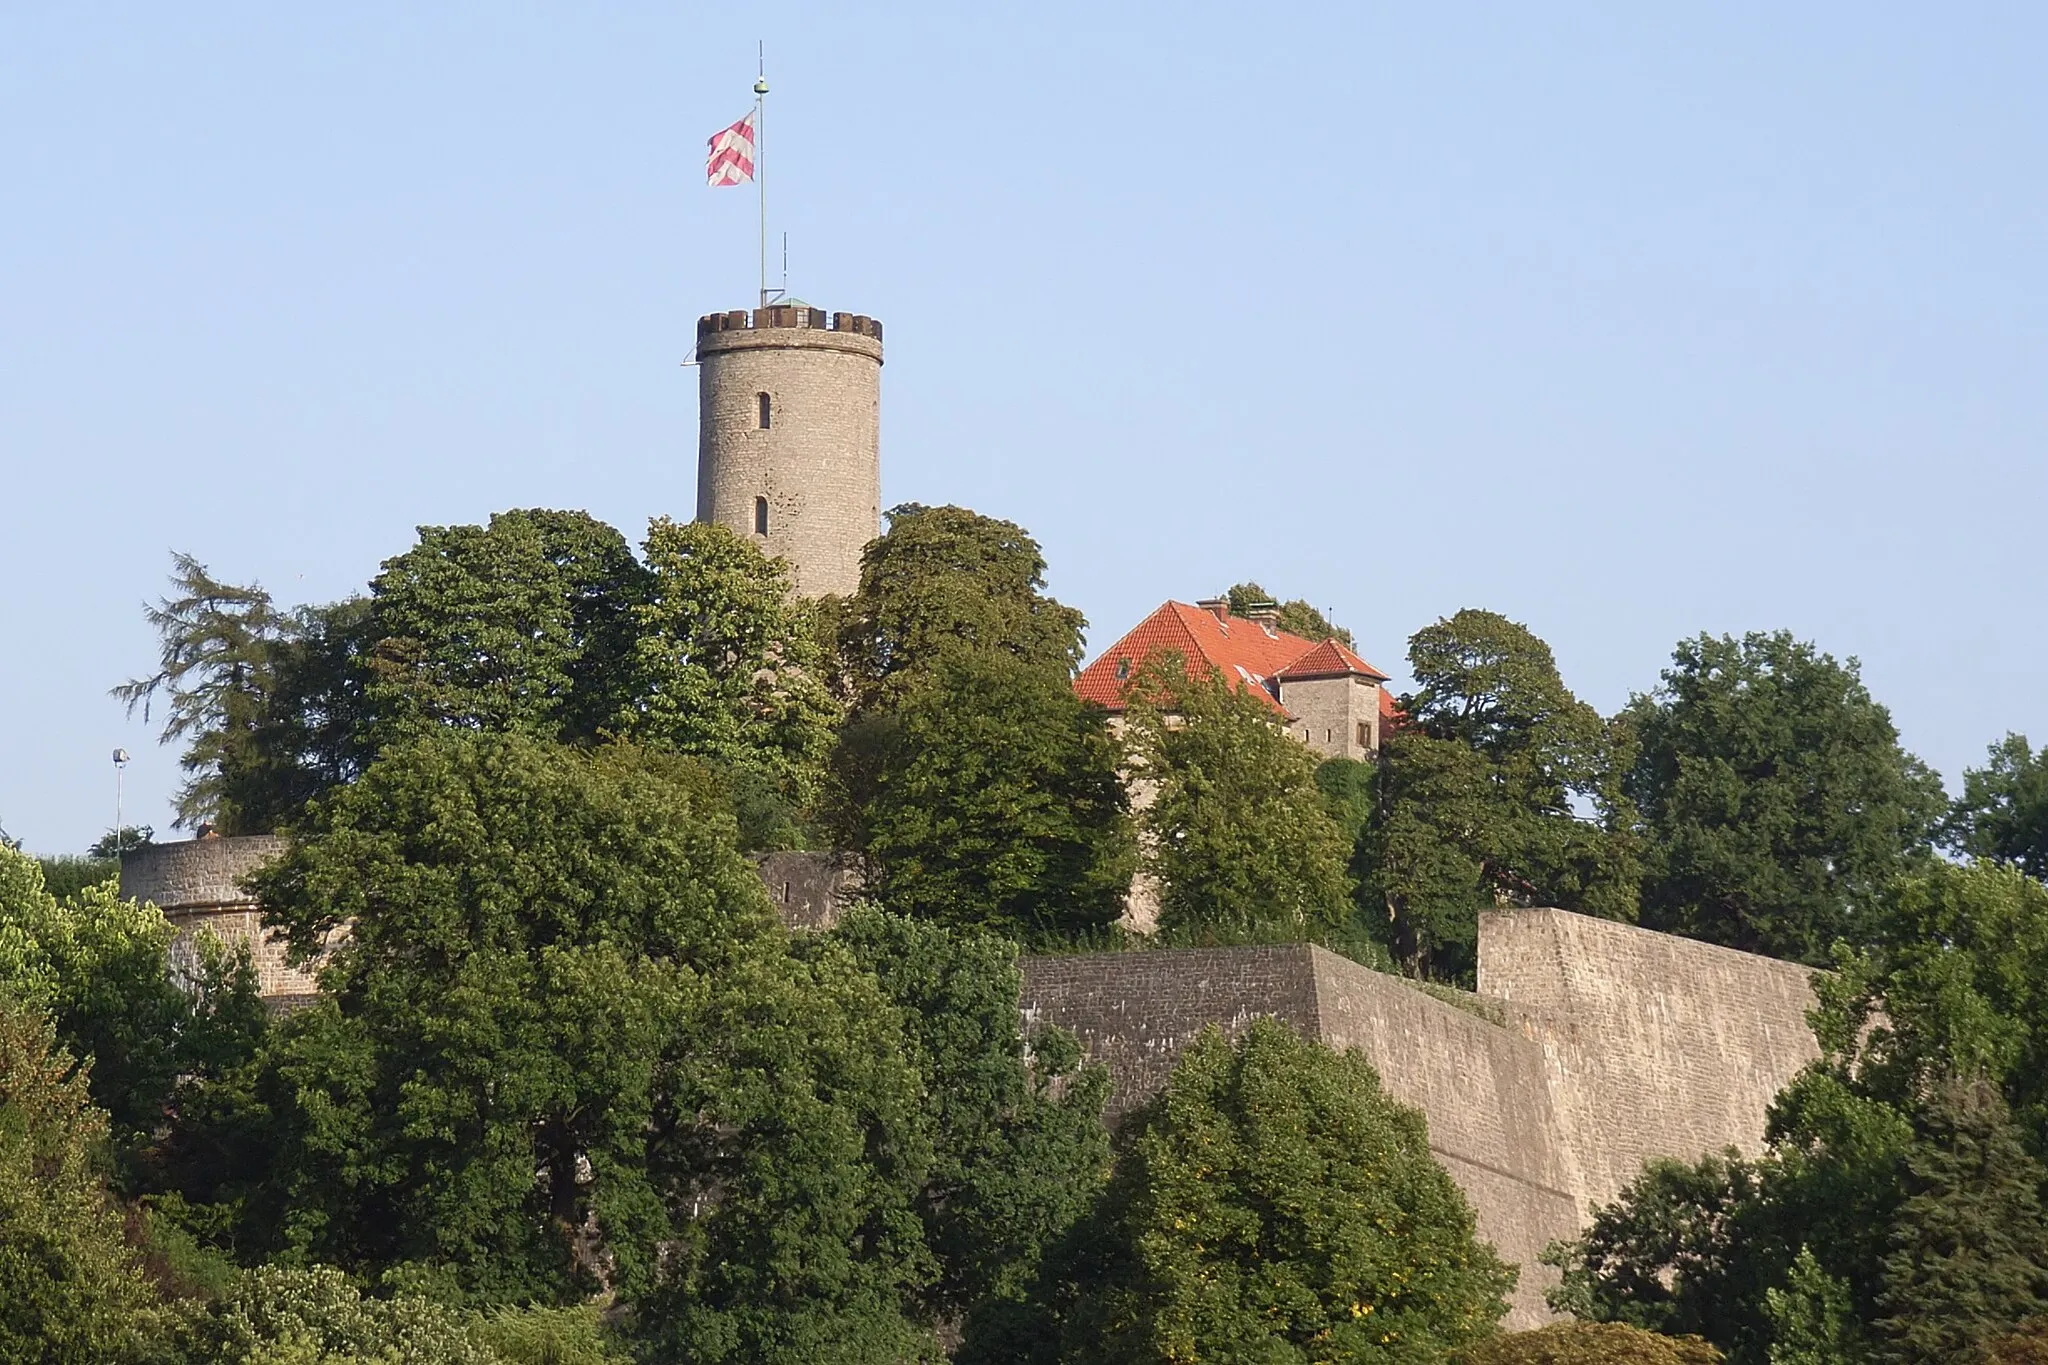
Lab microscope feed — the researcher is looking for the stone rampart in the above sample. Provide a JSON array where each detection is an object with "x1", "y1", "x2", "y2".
[
  {"x1": 755, "y1": 850, "x2": 861, "y2": 931},
  {"x1": 1020, "y1": 913, "x2": 1820, "y2": 1329},
  {"x1": 1478, "y1": 908, "x2": 1819, "y2": 1211},
  {"x1": 119, "y1": 836, "x2": 328, "y2": 1005}
]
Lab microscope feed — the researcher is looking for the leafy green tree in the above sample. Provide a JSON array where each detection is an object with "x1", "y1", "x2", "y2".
[
  {"x1": 1369, "y1": 610, "x2": 1638, "y2": 979},
  {"x1": 1763, "y1": 1248, "x2": 1863, "y2": 1365},
  {"x1": 1551, "y1": 864, "x2": 2048, "y2": 1364},
  {"x1": 0, "y1": 844, "x2": 263, "y2": 1156},
  {"x1": 625, "y1": 937, "x2": 938, "y2": 1365},
  {"x1": 1872, "y1": 1078, "x2": 2048, "y2": 1364},
  {"x1": 819, "y1": 909, "x2": 1111, "y2": 1335},
  {"x1": 1225, "y1": 581, "x2": 1356, "y2": 647},
  {"x1": 89, "y1": 826, "x2": 155, "y2": 859},
  {"x1": 186, "y1": 1264, "x2": 496, "y2": 1364},
  {"x1": 836, "y1": 504, "x2": 1086, "y2": 708},
  {"x1": 1454, "y1": 1322, "x2": 1723, "y2": 1364},
  {"x1": 837, "y1": 648, "x2": 1134, "y2": 947},
  {"x1": 230, "y1": 597, "x2": 379, "y2": 832},
  {"x1": 364, "y1": 509, "x2": 650, "y2": 749},
  {"x1": 114, "y1": 551, "x2": 289, "y2": 830},
  {"x1": 1946, "y1": 733, "x2": 2048, "y2": 881},
  {"x1": 0, "y1": 999, "x2": 167, "y2": 1364},
  {"x1": 1042, "y1": 1019, "x2": 1513, "y2": 1364},
  {"x1": 623, "y1": 517, "x2": 838, "y2": 812},
  {"x1": 1125, "y1": 658, "x2": 1356, "y2": 945},
  {"x1": 1625, "y1": 632, "x2": 1945, "y2": 963},
  {"x1": 187, "y1": 733, "x2": 773, "y2": 1302},
  {"x1": 36, "y1": 854, "x2": 118, "y2": 902}
]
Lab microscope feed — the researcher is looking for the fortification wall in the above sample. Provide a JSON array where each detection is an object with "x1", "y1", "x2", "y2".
[
  {"x1": 1478, "y1": 908, "x2": 1820, "y2": 1210},
  {"x1": 119, "y1": 836, "x2": 328, "y2": 1005},
  {"x1": 1020, "y1": 914, "x2": 1821, "y2": 1329},
  {"x1": 1020, "y1": 945, "x2": 1574, "y2": 1327}
]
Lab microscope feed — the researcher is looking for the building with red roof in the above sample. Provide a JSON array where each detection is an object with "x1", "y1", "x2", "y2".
[{"x1": 1074, "y1": 597, "x2": 1395, "y2": 761}]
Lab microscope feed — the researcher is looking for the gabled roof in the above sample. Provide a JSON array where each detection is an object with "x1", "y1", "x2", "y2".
[
  {"x1": 1073, "y1": 600, "x2": 1392, "y2": 718},
  {"x1": 1275, "y1": 638, "x2": 1391, "y2": 683}
]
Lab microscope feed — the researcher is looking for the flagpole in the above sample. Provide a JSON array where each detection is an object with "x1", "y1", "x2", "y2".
[{"x1": 755, "y1": 46, "x2": 769, "y2": 308}]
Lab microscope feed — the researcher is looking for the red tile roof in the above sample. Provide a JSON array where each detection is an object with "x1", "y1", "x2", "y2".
[
  {"x1": 1275, "y1": 638, "x2": 1390, "y2": 683},
  {"x1": 1074, "y1": 601, "x2": 1393, "y2": 719}
]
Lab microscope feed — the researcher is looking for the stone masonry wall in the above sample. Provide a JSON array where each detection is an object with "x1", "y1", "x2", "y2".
[
  {"x1": 1021, "y1": 914, "x2": 1822, "y2": 1329},
  {"x1": 755, "y1": 850, "x2": 861, "y2": 931},
  {"x1": 1020, "y1": 945, "x2": 1573, "y2": 1327},
  {"x1": 1278, "y1": 674, "x2": 1381, "y2": 760},
  {"x1": 1478, "y1": 908, "x2": 1819, "y2": 1211},
  {"x1": 696, "y1": 308, "x2": 883, "y2": 599},
  {"x1": 119, "y1": 836, "x2": 330, "y2": 1004}
]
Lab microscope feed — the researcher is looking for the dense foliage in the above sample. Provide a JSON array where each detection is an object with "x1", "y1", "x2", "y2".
[
  {"x1": 1225, "y1": 580, "x2": 1356, "y2": 647},
  {"x1": 1001, "y1": 1019, "x2": 1512, "y2": 1364},
  {"x1": 1124, "y1": 658, "x2": 1357, "y2": 945},
  {"x1": 1452, "y1": 1322, "x2": 1721, "y2": 1364},
  {"x1": 1368, "y1": 610, "x2": 1638, "y2": 979},
  {"x1": 1625, "y1": 632, "x2": 1945, "y2": 963},
  {"x1": 1946, "y1": 732, "x2": 2048, "y2": 880}
]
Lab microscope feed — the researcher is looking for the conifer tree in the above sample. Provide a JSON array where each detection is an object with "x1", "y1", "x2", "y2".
[{"x1": 1874, "y1": 1077, "x2": 2048, "y2": 1364}]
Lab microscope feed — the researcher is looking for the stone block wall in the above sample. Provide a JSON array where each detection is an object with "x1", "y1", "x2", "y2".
[
  {"x1": 756, "y1": 850, "x2": 861, "y2": 931},
  {"x1": 696, "y1": 307, "x2": 883, "y2": 599},
  {"x1": 1278, "y1": 674, "x2": 1381, "y2": 759},
  {"x1": 119, "y1": 836, "x2": 331, "y2": 1006},
  {"x1": 1478, "y1": 908, "x2": 1819, "y2": 1211},
  {"x1": 1020, "y1": 912, "x2": 1821, "y2": 1329}
]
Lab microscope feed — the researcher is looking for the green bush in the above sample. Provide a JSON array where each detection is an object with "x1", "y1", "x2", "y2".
[{"x1": 1455, "y1": 1321, "x2": 1722, "y2": 1364}]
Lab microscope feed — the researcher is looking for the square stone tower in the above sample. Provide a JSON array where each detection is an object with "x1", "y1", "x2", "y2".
[{"x1": 695, "y1": 304, "x2": 883, "y2": 599}]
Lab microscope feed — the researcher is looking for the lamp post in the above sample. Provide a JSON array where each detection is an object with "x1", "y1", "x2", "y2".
[{"x1": 112, "y1": 749, "x2": 130, "y2": 855}]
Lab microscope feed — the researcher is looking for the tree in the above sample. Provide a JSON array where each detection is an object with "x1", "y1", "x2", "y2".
[
  {"x1": 836, "y1": 504, "x2": 1086, "y2": 708},
  {"x1": 838, "y1": 647, "x2": 1135, "y2": 947},
  {"x1": 113, "y1": 551, "x2": 289, "y2": 830},
  {"x1": 0, "y1": 999, "x2": 167, "y2": 1364},
  {"x1": 1226, "y1": 581, "x2": 1356, "y2": 647},
  {"x1": 0, "y1": 843, "x2": 264, "y2": 1157},
  {"x1": 228, "y1": 596, "x2": 379, "y2": 832},
  {"x1": 190, "y1": 732, "x2": 775, "y2": 1303},
  {"x1": 1042, "y1": 1019, "x2": 1513, "y2": 1364},
  {"x1": 1946, "y1": 734, "x2": 2048, "y2": 881},
  {"x1": 1872, "y1": 1078, "x2": 2048, "y2": 1364},
  {"x1": 1369, "y1": 610, "x2": 1637, "y2": 980},
  {"x1": 818, "y1": 909, "x2": 1112, "y2": 1337},
  {"x1": 1453, "y1": 1322, "x2": 1723, "y2": 1364},
  {"x1": 187, "y1": 1264, "x2": 495, "y2": 1364},
  {"x1": 364, "y1": 509, "x2": 650, "y2": 749},
  {"x1": 1625, "y1": 632, "x2": 1945, "y2": 963},
  {"x1": 624, "y1": 937, "x2": 939, "y2": 1365},
  {"x1": 88, "y1": 826, "x2": 155, "y2": 859},
  {"x1": 1125, "y1": 659, "x2": 1356, "y2": 945},
  {"x1": 1985, "y1": 1319, "x2": 2048, "y2": 1364},
  {"x1": 623, "y1": 517, "x2": 838, "y2": 812}
]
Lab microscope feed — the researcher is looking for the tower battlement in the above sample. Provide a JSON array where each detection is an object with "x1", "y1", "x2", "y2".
[{"x1": 697, "y1": 306, "x2": 883, "y2": 345}]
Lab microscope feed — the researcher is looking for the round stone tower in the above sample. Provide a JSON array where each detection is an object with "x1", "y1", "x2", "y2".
[{"x1": 696, "y1": 304, "x2": 883, "y2": 599}]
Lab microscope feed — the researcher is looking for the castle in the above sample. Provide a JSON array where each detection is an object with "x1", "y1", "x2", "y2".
[{"x1": 117, "y1": 297, "x2": 1827, "y2": 1328}]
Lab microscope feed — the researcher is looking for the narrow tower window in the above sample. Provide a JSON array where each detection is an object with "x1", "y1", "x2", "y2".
[
  {"x1": 757, "y1": 392, "x2": 772, "y2": 429},
  {"x1": 754, "y1": 496, "x2": 769, "y2": 536}
]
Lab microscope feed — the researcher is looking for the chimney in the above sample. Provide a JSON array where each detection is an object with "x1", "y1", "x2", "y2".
[
  {"x1": 1196, "y1": 597, "x2": 1231, "y2": 623},
  {"x1": 1244, "y1": 600, "x2": 1281, "y2": 630}
]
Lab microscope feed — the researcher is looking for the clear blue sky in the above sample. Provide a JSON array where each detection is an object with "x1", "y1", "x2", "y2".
[{"x1": 5, "y1": 4, "x2": 2044, "y2": 854}]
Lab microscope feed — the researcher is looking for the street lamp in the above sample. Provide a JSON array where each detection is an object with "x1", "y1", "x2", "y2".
[{"x1": 112, "y1": 749, "x2": 130, "y2": 856}]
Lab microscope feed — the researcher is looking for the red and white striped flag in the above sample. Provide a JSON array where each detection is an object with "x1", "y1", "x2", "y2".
[{"x1": 706, "y1": 110, "x2": 756, "y2": 186}]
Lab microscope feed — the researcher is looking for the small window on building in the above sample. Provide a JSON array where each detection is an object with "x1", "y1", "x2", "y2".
[
  {"x1": 1358, "y1": 721, "x2": 1371, "y2": 747},
  {"x1": 1114, "y1": 656, "x2": 1131, "y2": 681},
  {"x1": 757, "y1": 392, "x2": 772, "y2": 429},
  {"x1": 754, "y1": 496, "x2": 769, "y2": 536}
]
